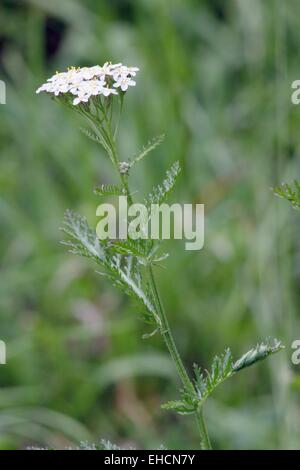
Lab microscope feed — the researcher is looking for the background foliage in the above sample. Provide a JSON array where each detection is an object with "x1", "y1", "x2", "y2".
[{"x1": 0, "y1": 0, "x2": 300, "y2": 450}]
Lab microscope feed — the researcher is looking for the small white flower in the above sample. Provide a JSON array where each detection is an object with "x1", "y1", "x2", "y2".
[
  {"x1": 49, "y1": 69, "x2": 79, "y2": 85},
  {"x1": 79, "y1": 66, "x2": 105, "y2": 80},
  {"x1": 78, "y1": 68, "x2": 94, "y2": 80},
  {"x1": 127, "y1": 66, "x2": 139, "y2": 77},
  {"x1": 83, "y1": 78, "x2": 105, "y2": 95},
  {"x1": 36, "y1": 81, "x2": 67, "y2": 95},
  {"x1": 102, "y1": 86, "x2": 118, "y2": 97},
  {"x1": 107, "y1": 62, "x2": 122, "y2": 74},
  {"x1": 112, "y1": 65, "x2": 139, "y2": 81},
  {"x1": 36, "y1": 83, "x2": 51, "y2": 94},
  {"x1": 73, "y1": 93, "x2": 90, "y2": 106},
  {"x1": 113, "y1": 76, "x2": 136, "y2": 92}
]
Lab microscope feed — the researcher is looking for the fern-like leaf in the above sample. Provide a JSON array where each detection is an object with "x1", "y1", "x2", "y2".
[
  {"x1": 232, "y1": 338, "x2": 284, "y2": 372},
  {"x1": 130, "y1": 134, "x2": 165, "y2": 167},
  {"x1": 193, "y1": 348, "x2": 234, "y2": 403},
  {"x1": 145, "y1": 161, "x2": 181, "y2": 207},
  {"x1": 273, "y1": 180, "x2": 300, "y2": 210},
  {"x1": 163, "y1": 339, "x2": 284, "y2": 415},
  {"x1": 161, "y1": 399, "x2": 197, "y2": 415},
  {"x1": 81, "y1": 127, "x2": 103, "y2": 145},
  {"x1": 109, "y1": 239, "x2": 148, "y2": 259},
  {"x1": 29, "y1": 439, "x2": 166, "y2": 450},
  {"x1": 94, "y1": 184, "x2": 126, "y2": 197},
  {"x1": 60, "y1": 210, "x2": 106, "y2": 262},
  {"x1": 61, "y1": 210, "x2": 160, "y2": 328}
]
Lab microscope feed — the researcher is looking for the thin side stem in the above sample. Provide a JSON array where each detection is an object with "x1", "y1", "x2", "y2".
[{"x1": 102, "y1": 108, "x2": 133, "y2": 206}]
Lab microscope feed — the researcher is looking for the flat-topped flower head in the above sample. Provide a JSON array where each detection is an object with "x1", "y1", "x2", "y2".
[{"x1": 36, "y1": 61, "x2": 139, "y2": 105}]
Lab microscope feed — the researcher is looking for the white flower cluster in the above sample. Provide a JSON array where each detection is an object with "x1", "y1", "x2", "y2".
[{"x1": 36, "y1": 62, "x2": 139, "y2": 106}]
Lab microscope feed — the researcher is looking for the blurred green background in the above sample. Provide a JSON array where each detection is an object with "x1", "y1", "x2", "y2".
[{"x1": 1, "y1": 0, "x2": 300, "y2": 450}]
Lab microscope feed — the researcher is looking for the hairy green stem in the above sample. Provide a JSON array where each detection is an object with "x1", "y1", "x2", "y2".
[
  {"x1": 100, "y1": 104, "x2": 211, "y2": 450},
  {"x1": 148, "y1": 265, "x2": 192, "y2": 392},
  {"x1": 148, "y1": 265, "x2": 211, "y2": 450},
  {"x1": 195, "y1": 408, "x2": 212, "y2": 450}
]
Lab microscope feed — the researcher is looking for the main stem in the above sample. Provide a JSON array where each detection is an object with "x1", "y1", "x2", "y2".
[
  {"x1": 101, "y1": 108, "x2": 211, "y2": 450},
  {"x1": 148, "y1": 266, "x2": 192, "y2": 392},
  {"x1": 195, "y1": 408, "x2": 212, "y2": 450},
  {"x1": 148, "y1": 265, "x2": 211, "y2": 450}
]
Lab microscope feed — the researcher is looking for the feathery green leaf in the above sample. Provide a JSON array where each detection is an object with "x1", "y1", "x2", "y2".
[
  {"x1": 94, "y1": 184, "x2": 126, "y2": 197},
  {"x1": 145, "y1": 161, "x2": 181, "y2": 207},
  {"x1": 273, "y1": 180, "x2": 300, "y2": 211},
  {"x1": 130, "y1": 134, "x2": 165, "y2": 167},
  {"x1": 61, "y1": 210, "x2": 159, "y2": 327},
  {"x1": 81, "y1": 127, "x2": 103, "y2": 145},
  {"x1": 60, "y1": 210, "x2": 106, "y2": 262},
  {"x1": 193, "y1": 348, "x2": 234, "y2": 404},
  {"x1": 161, "y1": 399, "x2": 197, "y2": 415},
  {"x1": 232, "y1": 338, "x2": 284, "y2": 372},
  {"x1": 163, "y1": 339, "x2": 284, "y2": 416}
]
